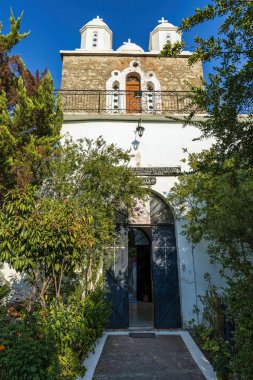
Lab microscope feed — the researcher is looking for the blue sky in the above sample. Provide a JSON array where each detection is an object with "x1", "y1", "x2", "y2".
[{"x1": 1, "y1": 0, "x2": 219, "y2": 88}]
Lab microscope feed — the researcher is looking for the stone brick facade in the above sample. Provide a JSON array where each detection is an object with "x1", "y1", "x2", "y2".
[{"x1": 61, "y1": 54, "x2": 203, "y2": 91}]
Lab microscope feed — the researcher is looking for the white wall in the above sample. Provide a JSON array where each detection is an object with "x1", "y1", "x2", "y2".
[
  {"x1": 80, "y1": 27, "x2": 112, "y2": 51},
  {"x1": 149, "y1": 26, "x2": 182, "y2": 52},
  {"x1": 61, "y1": 120, "x2": 211, "y2": 172},
  {"x1": 1, "y1": 263, "x2": 30, "y2": 302},
  {"x1": 175, "y1": 220, "x2": 226, "y2": 326}
]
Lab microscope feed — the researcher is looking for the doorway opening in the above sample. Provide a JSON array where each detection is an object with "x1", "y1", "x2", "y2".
[{"x1": 128, "y1": 227, "x2": 154, "y2": 327}]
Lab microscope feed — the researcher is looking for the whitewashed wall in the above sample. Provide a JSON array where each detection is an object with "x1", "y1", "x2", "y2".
[
  {"x1": 61, "y1": 120, "x2": 209, "y2": 169},
  {"x1": 61, "y1": 118, "x2": 225, "y2": 325},
  {"x1": 80, "y1": 27, "x2": 112, "y2": 51}
]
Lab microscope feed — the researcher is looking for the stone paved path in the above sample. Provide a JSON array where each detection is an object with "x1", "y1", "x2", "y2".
[{"x1": 92, "y1": 334, "x2": 206, "y2": 380}]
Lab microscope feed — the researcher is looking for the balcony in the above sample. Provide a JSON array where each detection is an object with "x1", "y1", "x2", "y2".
[{"x1": 60, "y1": 90, "x2": 199, "y2": 115}]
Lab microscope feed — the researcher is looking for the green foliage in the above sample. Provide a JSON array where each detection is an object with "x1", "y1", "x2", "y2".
[
  {"x1": 40, "y1": 286, "x2": 110, "y2": 379},
  {"x1": 191, "y1": 275, "x2": 253, "y2": 380},
  {"x1": 169, "y1": 124, "x2": 253, "y2": 380},
  {"x1": 225, "y1": 275, "x2": 253, "y2": 379},
  {"x1": 190, "y1": 279, "x2": 231, "y2": 380},
  {"x1": 0, "y1": 319, "x2": 56, "y2": 380},
  {"x1": 0, "y1": 12, "x2": 62, "y2": 195},
  {"x1": 0, "y1": 73, "x2": 62, "y2": 194},
  {"x1": 0, "y1": 185, "x2": 95, "y2": 305},
  {"x1": 160, "y1": 40, "x2": 185, "y2": 57},
  {"x1": 168, "y1": 2, "x2": 253, "y2": 379},
  {"x1": 0, "y1": 11, "x2": 45, "y2": 109},
  {"x1": 191, "y1": 324, "x2": 231, "y2": 380},
  {"x1": 0, "y1": 287, "x2": 109, "y2": 380},
  {"x1": 169, "y1": 156, "x2": 253, "y2": 274},
  {"x1": 179, "y1": 0, "x2": 253, "y2": 166},
  {"x1": 0, "y1": 137, "x2": 147, "y2": 306},
  {"x1": 0, "y1": 11, "x2": 29, "y2": 54}
]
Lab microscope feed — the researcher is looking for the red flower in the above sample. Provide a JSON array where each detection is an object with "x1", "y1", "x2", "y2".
[{"x1": 7, "y1": 306, "x2": 20, "y2": 318}]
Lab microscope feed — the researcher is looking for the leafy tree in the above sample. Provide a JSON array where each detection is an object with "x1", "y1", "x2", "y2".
[
  {"x1": 0, "y1": 138, "x2": 147, "y2": 307},
  {"x1": 0, "y1": 11, "x2": 45, "y2": 107},
  {"x1": 179, "y1": 0, "x2": 253, "y2": 167},
  {"x1": 0, "y1": 74, "x2": 62, "y2": 196},
  {"x1": 0, "y1": 12, "x2": 62, "y2": 197},
  {"x1": 163, "y1": 1, "x2": 253, "y2": 378}
]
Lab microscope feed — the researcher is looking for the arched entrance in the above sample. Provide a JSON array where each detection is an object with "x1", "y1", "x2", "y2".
[
  {"x1": 126, "y1": 74, "x2": 141, "y2": 113},
  {"x1": 106, "y1": 193, "x2": 181, "y2": 329}
]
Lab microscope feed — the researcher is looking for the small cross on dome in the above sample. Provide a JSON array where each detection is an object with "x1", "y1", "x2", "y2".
[
  {"x1": 158, "y1": 17, "x2": 168, "y2": 24},
  {"x1": 95, "y1": 15, "x2": 103, "y2": 21},
  {"x1": 123, "y1": 38, "x2": 132, "y2": 45}
]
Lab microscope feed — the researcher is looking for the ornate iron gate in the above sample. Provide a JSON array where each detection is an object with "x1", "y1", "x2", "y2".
[
  {"x1": 152, "y1": 225, "x2": 181, "y2": 328},
  {"x1": 106, "y1": 235, "x2": 129, "y2": 328}
]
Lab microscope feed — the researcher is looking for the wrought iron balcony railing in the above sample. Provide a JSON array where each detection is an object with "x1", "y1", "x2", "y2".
[{"x1": 60, "y1": 90, "x2": 198, "y2": 115}]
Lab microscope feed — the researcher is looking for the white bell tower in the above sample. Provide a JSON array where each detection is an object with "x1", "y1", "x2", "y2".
[
  {"x1": 149, "y1": 17, "x2": 182, "y2": 53},
  {"x1": 79, "y1": 16, "x2": 113, "y2": 52}
]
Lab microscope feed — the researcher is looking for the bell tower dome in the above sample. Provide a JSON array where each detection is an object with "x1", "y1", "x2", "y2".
[
  {"x1": 80, "y1": 16, "x2": 113, "y2": 51},
  {"x1": 149, "y1": 17, "x2": 182, "y2": 53}
]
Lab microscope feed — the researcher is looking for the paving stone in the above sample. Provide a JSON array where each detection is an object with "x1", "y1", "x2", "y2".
[{"x1": 92, "y1": 335, "x2": 206, "y2": 380}]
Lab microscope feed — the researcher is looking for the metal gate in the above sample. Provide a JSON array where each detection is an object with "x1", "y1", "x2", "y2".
[
  {"x1": 106, "y1": 235, "x2": 129, "y2": 328},
  {"x1": 152, "y1": 225, "x2": 181, "y2": 328},
  {"x1": 106, "y1": 194, "x2": 181, "y2": 329}
]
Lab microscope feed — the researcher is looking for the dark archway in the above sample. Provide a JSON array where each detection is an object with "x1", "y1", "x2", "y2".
[{"x1": 107, "y1": 193, "x2": 181, "y2": 329}]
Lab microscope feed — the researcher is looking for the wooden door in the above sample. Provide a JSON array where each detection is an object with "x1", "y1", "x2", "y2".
[{"x1": 126, "y1": 77, "x2": 141, "y2": 113}]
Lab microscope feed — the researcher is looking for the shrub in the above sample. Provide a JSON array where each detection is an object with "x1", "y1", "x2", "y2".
[
  {"x1": 226, "y1": 276, "x2": 253, "y2": 380},
  {"x1": 190, "y1": 275, "x2": 253, "y2": 380},
  {"x1": 189, "y1": 278, "x2": 232, "y2": 380},
  {"x1": 0, "y1": 315, "x2": 57, "y2": 380},
  {"x1": 41, "y1": 286, "x2": 110, "y2": 379},
  {"x1": 0, "y1": 286, "x2": 110, "y2": 380}
]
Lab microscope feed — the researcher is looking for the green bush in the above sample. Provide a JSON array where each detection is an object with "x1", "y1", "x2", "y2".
[
  {"x1": 190, "y1": 275, "x2": 253, "y2": 380},
  {"x1": 0, "y1": 317, "x2": 57, "y2": 380},
  {"x1": 40, "y1": 286, "x2": 110, "y2": 379},
  {"x1": 191, "y1": 324, "x2": 231, "y2": 380},
  {"x1": 226, "y1": 277, "x2": 253, "y2": 380},
  {"x1": 0, "y1": 286, "x2": 110, "y2": 380},
  {"x1": 189, "y1": 278, "x2": 231, "y2": 380}
]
